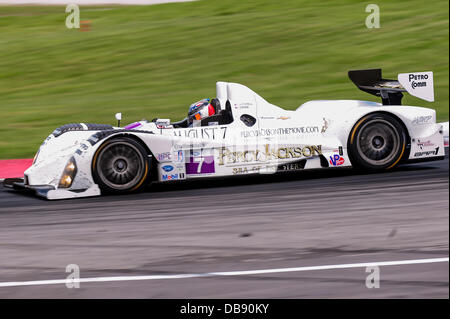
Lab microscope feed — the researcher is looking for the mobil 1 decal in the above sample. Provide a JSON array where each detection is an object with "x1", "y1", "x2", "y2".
[{"x1": 185, "y1": 149, "x2": 216, "y2": 175}]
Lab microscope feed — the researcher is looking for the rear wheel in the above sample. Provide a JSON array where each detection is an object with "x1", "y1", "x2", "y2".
[
  {"x1": 348, "y1": 113, "x2": 407, "y2": 170},
  {"x1": 92, "y1": 137, "x2": 149, "y2": 193}
]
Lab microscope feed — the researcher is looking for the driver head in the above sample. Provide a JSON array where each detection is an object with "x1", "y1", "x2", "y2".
[{"x1": 188, "y1": 98, "x2": 216, "y2": 124}]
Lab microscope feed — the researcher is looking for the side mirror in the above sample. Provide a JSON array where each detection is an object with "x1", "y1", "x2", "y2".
[{"x1": 115, "y1": 113, "x2": 122, "y2": 127}]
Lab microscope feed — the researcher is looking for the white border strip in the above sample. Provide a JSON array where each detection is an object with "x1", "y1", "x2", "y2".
[{"x1": 0, "y1": 257, "x2": 447, "y2": 288}]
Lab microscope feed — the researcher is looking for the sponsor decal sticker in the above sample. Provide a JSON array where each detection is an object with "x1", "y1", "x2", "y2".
[
  {"x1": 162, "y1": 165, "x2": 174, "y2": 172},
  {"x1": 398, "y1": 72, "x2": 434, "y2": 102},
  {"x1": 162, "y1": 173, "x2": 184, "y2": 181},
  {"x1": 159, "y1": 150, "x2": 184, "y2": 162},
  {"x1": 241, "y1": 127, "x2": 319, "y2": 138},
  {"x1": 157, "y1": 152, "x2": 171, "y2": 161},
  {"x1": 329, "y1": 154, "x2": 345, "y2": 166},
  {"x1": 173, "y1": 127, "x2": 227, "y2": 139},
  {"x1": 185, "y1": 152, "x2": 215, "y2": 175},
  {"x1": 232, "y1": 166, "x2": 262, "y2": 175},
  {"x1": 172, "y1": 142, "x2": 207, "y2": 150},
  {"x1": 174, "y1": 150, "x2": 184, "y2": 162},
  {"x1": 278, "y1": 161, "x2": 306, "y2": 172},
  {"x1": 412, "y1": 116, "x2": 432, "y2": 125},
  {"x1": 417, "y1": 139, "x2": 434, "y2": 150},
  {"x1": 218, "y1": 144, "x2": 322, "y2": 166},
  {"x1": 234, "y1": 102, "x2": 252, "y2": 109},
  {"x1": 414, "y1": 147, "x2": 440, "y2": 157}
]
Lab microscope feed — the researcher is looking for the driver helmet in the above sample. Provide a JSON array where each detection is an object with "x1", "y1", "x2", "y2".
[{"x1": 188, "y1": 98, "x2": 216, "y2": 123}]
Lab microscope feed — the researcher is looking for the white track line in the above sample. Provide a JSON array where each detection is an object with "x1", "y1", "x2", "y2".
[{"x1": 0, "y1": 257, "x2": 448, "y2": 288}]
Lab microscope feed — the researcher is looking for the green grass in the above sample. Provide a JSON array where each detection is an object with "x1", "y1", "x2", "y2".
[{"x1": 0, "y1": 0, "x2": 448, "y2": 158}]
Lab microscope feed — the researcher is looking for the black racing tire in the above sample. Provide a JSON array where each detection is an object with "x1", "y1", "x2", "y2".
[
  {"x1": 348, "y1": 113, "x2": 407, "y2": 171},
  {"x1": 92, "y1": 137, "x2": 150, "y2": 194}
]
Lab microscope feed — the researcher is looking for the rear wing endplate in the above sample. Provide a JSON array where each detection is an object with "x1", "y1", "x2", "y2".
[{"x1": 348, "y1": 69, "x2": 434, "y2": 105}]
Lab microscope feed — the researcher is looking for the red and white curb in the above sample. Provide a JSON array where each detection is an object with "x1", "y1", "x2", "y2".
[{"x1": 0, "y1": 159, "x2": 33, "y2": 182}]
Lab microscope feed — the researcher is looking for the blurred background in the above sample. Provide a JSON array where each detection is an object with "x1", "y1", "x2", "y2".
[{"x1": 0, "y1": 0, "x2": 448, "y2": 159}]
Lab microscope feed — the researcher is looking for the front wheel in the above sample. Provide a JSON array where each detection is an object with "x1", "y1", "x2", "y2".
[
  {"x1": 348, "y1": 113, "x2": 407, "y2": 170},
  {"x1": 92, "y1": 137, "x2": 149, "y2": 194}
]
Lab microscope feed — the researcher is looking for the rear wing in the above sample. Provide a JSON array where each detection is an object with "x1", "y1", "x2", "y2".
[{"x1": 348, "y1": 69, "x2": 434, "y2": 105}]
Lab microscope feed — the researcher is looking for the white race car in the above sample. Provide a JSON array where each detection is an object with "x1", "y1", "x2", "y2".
[{"x1": 4, "y1": 69, "x2": 448, "y2": 199}]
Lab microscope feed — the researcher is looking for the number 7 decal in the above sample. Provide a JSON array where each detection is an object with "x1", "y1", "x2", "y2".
[
  {"x1": 197, "y1": 158, "x2": 204, "y2": 173},
  {"x1": 185, "y1": 150, "x2": 216, "y2": 175}
]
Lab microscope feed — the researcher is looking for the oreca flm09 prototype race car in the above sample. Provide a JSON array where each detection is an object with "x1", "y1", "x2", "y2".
[{"x1": 4, "y1": 69, "x2": 449, "y2": 199}]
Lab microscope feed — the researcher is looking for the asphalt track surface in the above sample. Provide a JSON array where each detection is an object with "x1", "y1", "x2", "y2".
[{"x1": 0, "y1": 154, "x2": 448, "y2": 298}]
